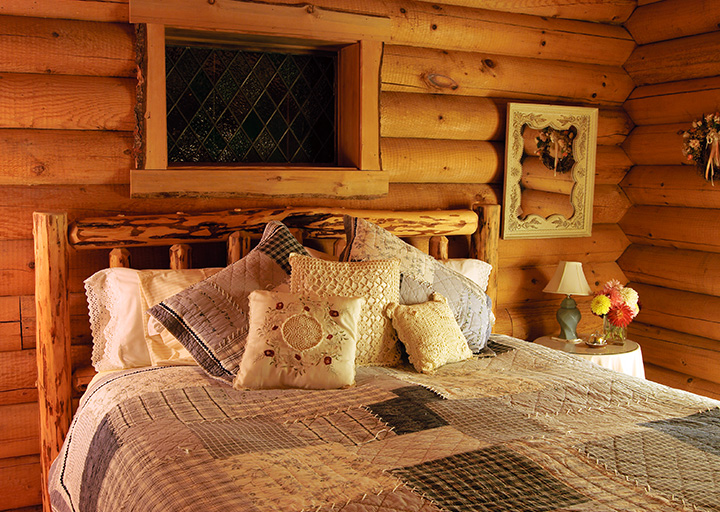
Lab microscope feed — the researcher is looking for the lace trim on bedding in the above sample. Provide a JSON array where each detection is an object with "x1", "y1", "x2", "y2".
[
  {"x1": 84, "y1": 270, "x2": 112, "y2": 371},
  {"x1": 101, "y1": 270, "x2": 137, "y2": 370}
]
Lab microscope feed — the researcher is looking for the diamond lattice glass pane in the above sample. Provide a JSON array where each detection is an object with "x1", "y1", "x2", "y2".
[{"x1": 166, "y1": 44, "x2": 335, "y2": 164}]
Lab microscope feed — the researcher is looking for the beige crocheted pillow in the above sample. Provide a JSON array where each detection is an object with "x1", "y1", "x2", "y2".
[
  {"x1": 289, "y1": 254, "x2": 401, "y2": 366},
  {"x1": 385, "y1": 292, "x2": 472, "y2": 374}
]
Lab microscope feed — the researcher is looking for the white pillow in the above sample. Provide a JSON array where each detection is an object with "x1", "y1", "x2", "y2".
[
  {"x1": 84, "y1": 267, "x2": 218, "y2": 371},
  {"x1": 441, "y1": 259, "x2": 493, "y2": 293},
  {"x1": 234, "y1": 289, "x2": 363, "y2": 389}
]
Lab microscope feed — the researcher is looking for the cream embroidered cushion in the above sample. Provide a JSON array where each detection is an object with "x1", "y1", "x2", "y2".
[
  {"x1": 289, "y1": 253, "x2": 401, "y2": 367},
  {"x1": 385, "y1": 292, "x2": 472, "y2": 374},
  {"x1": 234, "y1": 289, "x2": 363, "y2": 389}
]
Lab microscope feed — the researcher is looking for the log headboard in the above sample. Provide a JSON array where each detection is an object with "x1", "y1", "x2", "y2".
[{"x1": 32, "y1": 204, "x2": 500, "y2": 510}]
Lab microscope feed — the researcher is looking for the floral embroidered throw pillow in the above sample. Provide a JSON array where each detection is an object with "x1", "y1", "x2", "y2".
[{"x1": 234, "y1": 289, "x2": 363, "y2": 390}]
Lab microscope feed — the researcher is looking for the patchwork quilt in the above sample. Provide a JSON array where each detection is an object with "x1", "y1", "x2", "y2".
[{"x1": 49, "y1": 336, "x2": 720, "y2": 512}]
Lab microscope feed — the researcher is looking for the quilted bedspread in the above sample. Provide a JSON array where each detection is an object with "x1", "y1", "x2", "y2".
[{"x1": 49, "y1": 336, "x2": 720, "y2": 512}]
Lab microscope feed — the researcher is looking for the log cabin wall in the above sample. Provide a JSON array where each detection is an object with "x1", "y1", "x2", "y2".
[
  {"x1": 0, "y1": 1, "x2": 636, "y2": 509},
  {"x1": 621, "y1": 0, "x2": 720, "y2": 400}
]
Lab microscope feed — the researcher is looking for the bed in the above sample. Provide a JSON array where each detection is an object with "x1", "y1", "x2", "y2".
[{"x1": 33, "y1": 205, "x2": 720, "y2": 512}]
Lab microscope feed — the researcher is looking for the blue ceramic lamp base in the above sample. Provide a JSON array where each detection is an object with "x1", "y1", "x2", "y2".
[{"x1": 556, "y1": 295, "x2": 582, "y2": 340}]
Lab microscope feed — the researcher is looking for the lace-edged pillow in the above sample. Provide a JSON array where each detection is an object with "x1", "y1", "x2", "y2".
[
  {"x1": 84, "y1": 267, "x2": 217, "y2": 371},
  {"x1": 234, "y1": 289, "x2": 362, "y2": 389},
  {"x1": 385, "y1": 292, "x2": 472, "y2": 374},
  {"x1": 289, "y1": 253, "x2": 401, "y2": 367}
]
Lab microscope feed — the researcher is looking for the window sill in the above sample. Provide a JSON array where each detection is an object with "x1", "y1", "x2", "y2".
[{"x1": 130, "y1": 168, "x2": 389, "y2": 198}]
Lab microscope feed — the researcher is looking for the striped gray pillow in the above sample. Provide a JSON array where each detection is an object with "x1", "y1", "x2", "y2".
[{"x1": 148, "y1": 221, "x2": 309, "y2": 382}]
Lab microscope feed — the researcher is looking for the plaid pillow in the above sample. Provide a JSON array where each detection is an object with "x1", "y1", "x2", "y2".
[{"x1": 148, "y1": 221, "x2": 309, "y2": 382}]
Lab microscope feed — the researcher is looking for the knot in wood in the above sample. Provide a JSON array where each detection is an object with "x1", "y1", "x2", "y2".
[{"x1": 424, "y1": 73, "x2": 458, "y2": 91}]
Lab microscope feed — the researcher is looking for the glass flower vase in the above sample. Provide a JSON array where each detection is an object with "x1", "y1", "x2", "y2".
[{"x1": 603, "y1": 316, "x2": 627, "y2": 344}]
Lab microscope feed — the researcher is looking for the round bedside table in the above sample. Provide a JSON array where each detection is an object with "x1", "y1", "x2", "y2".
[{"x1": 533, "y1": 336, "x2": 645, "y2": 379}]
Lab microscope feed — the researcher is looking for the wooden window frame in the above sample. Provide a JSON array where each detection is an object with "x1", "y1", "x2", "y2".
[{"x1": 129, "y1": 0, "x2": 389, "y2": 198}]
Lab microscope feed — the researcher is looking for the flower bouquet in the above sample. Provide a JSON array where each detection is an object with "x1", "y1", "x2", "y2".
[
  {"x1": 680, "y1": 113, "x2": 720, "y2": 184},
  {"x1": 590, "y1": 280, "x2": 640, "y2": 343}
]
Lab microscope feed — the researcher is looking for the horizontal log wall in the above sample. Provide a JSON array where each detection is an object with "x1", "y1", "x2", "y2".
[
  {"x1": 0, "y1": 0, "x2": 637, "y2": 509},
  {"x1": 622, "y1": 0, "x2": 720, "y2": 398}
]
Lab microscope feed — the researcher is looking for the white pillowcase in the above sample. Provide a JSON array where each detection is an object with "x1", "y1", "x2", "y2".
[
  {"x1": 441, "y1": 258, "x2": 493, "y2": 293},
  {"x1": 84, "y1": 267, "x2": 218, "y2": 371}
]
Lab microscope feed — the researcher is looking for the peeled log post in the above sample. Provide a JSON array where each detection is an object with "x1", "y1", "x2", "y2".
[
  {"x1": 381, "y1": 138, "x2": 502, "y2": 184},
  {"x1": 471, "y1": 204, "x2": 500, "y2": 314},
  {"x1": 169, "y1": 244, "x2": 191, "y2": 270},
  {"x1": 33, "y1": 212, "x2": 72, "y2": 512},
  {"x1": 227, "y1": 231, "x2": 252, "y2": 264},
  {"x1": 405, "y1": 237, "x2": 430, "y2": 254},
  {"x1": 429, "y1": 236, "x2": 449, "y2": 261},
  {"x1": 108, "y1": 248, "x2": 130, "y2": 268},
  {"x1": 382, "y1": 45, "x2": 634, "y2": 105}
]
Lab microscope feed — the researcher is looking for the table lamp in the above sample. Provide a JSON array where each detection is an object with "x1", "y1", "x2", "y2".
[{"x1": 543, "y1": 261, "x2": 592, "y2": 340}]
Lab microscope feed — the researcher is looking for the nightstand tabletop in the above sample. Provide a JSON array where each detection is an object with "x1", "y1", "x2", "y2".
[{"x1": 533, "y1": 336, "x2": 645, "y2": 378}]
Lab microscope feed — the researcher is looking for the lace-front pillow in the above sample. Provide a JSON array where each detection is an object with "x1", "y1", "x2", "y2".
[
  {"x1": 385, "y1": 292, "x2": 472, "y2": 374},
  {"x1": 289, "y1": 253, "x2": 401, "y2": 367},
  {"x1": 234, "y1": 289, "x2": 363, "y2": 389}
]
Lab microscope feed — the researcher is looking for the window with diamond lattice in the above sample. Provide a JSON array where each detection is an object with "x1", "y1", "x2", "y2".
[
  {"x1": 166, "y1": 46, "x2": 337, "y2": 165},
  {"x1": 129, "y1": 1, "x2": 389, "y2": 198}
]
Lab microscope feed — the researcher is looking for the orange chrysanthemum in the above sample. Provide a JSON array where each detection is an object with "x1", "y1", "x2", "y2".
[{"x1": 606, "y1": 303, "x2": 634, "y2": 328}]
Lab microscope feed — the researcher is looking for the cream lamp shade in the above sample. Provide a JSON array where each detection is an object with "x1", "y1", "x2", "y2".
[
  {"x1": 543, "y1": 261, "x2": 592, "y2": 296},
  {"x1": 543, "y1": 261, "x2": 591, "y2": 340}
]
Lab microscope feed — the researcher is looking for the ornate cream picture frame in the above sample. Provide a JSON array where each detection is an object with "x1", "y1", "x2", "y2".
[{"x1": 502, "y1": 103, "x2": 598, "y2": 239}]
